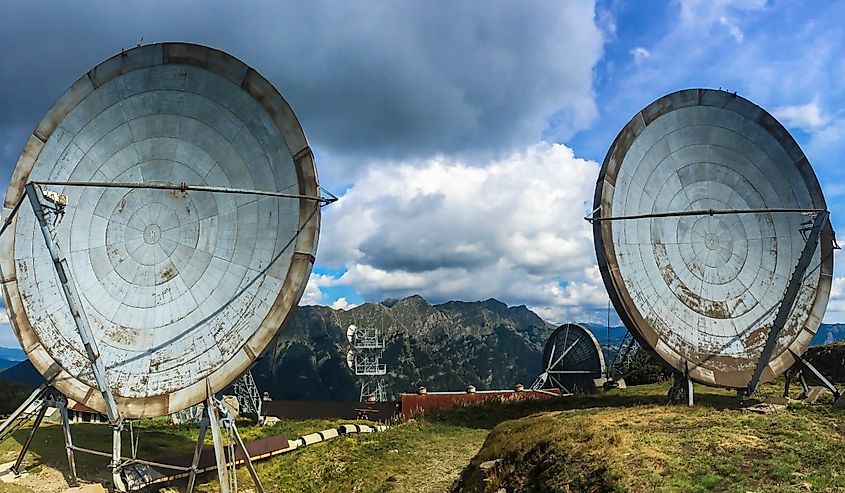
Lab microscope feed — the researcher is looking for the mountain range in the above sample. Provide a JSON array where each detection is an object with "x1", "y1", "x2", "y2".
[
  {"x1": 0, "y1": 347, "x2": 26, "y2": 370},
  {"x1": 1, "y1": 296, "x2": 845, "y2": 400},
  {"x1": 251, "y1": 295, "x2": 555, "y2": 401}
]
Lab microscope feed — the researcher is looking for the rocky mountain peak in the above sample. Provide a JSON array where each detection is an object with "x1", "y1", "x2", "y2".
[
  {"x1": 253, "y1": 294, "x2": 556, "y2": 401},
  {"x1": 388, "y1": 294, "x2": 433, "y2": 314}
]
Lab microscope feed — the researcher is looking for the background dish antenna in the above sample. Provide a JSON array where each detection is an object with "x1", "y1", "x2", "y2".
[{"x1": 531, "y1": 323, "x2": 606, "y2": 393}]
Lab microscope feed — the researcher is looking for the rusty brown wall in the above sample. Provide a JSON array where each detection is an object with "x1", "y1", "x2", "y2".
[
  {"x1": 262, "y1": 400, "x2": 401, "y2": 422},
  {"x1": 400, "y1": 390, "x2": 559, "y2": 417}
]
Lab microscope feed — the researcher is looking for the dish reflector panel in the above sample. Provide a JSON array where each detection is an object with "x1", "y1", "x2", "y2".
[
  {"x1": 541, "y1": 323, "x2": 605, "y2": 392},
  {"x1": 1, "y1": 43, "x2": 321, "y2": 418},
  {"x1": 593, "y1": 89, "x2": 832, "y2": 388}
]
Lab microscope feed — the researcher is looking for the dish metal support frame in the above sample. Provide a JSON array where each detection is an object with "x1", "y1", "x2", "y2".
[
  {"x1": 3, "y1": 179, "x2": 336, "y2": 491},
  {"x1": 588, "y1": 207, "x2": 837, "y2": 403}
]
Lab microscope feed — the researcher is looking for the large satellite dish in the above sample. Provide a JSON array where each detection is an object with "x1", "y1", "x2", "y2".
[
  {"x1": 593, "y1": 88, "x2": 833, "y2": 390},
  {"x1": 0, "y1": 43, "x2": 322, "y2": 418},
  {"x1": 532, "y1": 323, "x2": 605, "y2": 393}
]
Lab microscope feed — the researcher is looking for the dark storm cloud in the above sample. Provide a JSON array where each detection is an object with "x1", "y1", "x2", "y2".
[
  {"x1": 358, "y1": 192, "x2": 498, "y2": 273},
  {"x1": 0, "y1": 1, "x2": 602, "y2": 186}
]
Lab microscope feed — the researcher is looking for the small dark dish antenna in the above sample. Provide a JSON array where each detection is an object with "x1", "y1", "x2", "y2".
[{"x1": 531, "y1": 323, "x2": 606, "y2": 393}]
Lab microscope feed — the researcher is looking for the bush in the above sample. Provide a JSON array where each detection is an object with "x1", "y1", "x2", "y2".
[
  {"x1": 625, "y1": 349, "x2": 672, "y2": 386},
  {"x1": 0, "y1": 379, "x2": 32, "y2": 414}
]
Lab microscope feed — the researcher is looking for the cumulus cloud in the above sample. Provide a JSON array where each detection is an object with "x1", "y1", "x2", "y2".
[
  {"x1": 676, "y1": 0, "x2": 767, "y2": 44},
  {"x1": 773, "y1": 98, "x2": 828, "y2": 132},
  {"x1": 330, "y1": 298, "x2": 356, "y2": 311},
  {"x1": 772, "y1": 97, "x2": 845, "y2": 177},
  {"x1": 718, "y1": 15, "x2": 744, "y2": 43},
  {"x1": 624, "y1": 0, "x2": 768, "y2": 83},
  {"x1": 0, "y1": 2, "x2": 611, "y2": 327},
  {"x1": 621, "y1": 1, "x2": 845, "y2": 191},
  {"x1": 808, "y1": 119, "x2": 845, "y2": 163},
  {"x1": 299, "y1": 273, "x2": 339, "y2": 306},
  {"x1": 629, "y1": 47, "x2": 651, "y2": 63},
  {"x1": 314, "y1": 142, "x2": 608, "y2": 323},
  {"x1": 677, "y1": 0, "x2": 766, "y2": 36},
  {"x1": 824, "y1": 277, "x2": 845, "y2": 323},
  {"x1": 0, "y1": 1, "x2": 604, "y2": 188},
  {"x1": 588, "y1": 2, "x2": 845, "y2": 169}
]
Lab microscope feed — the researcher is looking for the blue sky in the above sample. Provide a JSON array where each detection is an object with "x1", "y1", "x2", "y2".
[
  {"x1": 1, "y1": 0, "x2": 845, "y2": 348},
  {"x1": 307, "y1": 0, "x2": 845, "y2": 322}
]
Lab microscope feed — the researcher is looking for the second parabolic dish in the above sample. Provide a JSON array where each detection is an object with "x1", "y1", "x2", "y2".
[
  {"x1": 0, "y1": 43, "x2": 321, "y2": 418},
  {"x1": 593, "y1": 88, "x2": 833, "y2": 389},
  {"x1": 541, "y1": 323, "x2": 605, "y2": 392}
]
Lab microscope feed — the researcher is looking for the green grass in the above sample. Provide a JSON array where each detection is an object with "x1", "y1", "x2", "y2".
[
  {"x1": 0, "y1": 417, "x2": 357, "y2": 491},
  {"x1": 231, "y1": 420, "x2": 487, "y2": 493},
  {"x1": 3, "y1": 382, "x2": 844, "y2": 492},
  {"x1": 0, "y1": 415, "x2": 483, "y2": 492},
  {"x1": 453, "y1": 382, "x2": 845, "y2": 492}
]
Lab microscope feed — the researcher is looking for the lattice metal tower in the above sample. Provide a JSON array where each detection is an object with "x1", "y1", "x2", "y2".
[
  {"x1": 346, "y1": 324, "x2": 388, "y2": 402},
  {"x1": 232, "y1": 371, "x2": 263, "y2": 423}
]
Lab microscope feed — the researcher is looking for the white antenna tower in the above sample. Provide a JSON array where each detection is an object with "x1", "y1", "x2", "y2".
[{"x1": 346, "y1": 324, "x2": 388, "y2": 402}]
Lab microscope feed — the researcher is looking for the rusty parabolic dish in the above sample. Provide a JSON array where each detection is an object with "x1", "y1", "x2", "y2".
[
  {"x1": 0, "y1": 43, "x2": 320, "y2": 418},
  {"x1": 593, "y1": 89, "x2": 833, "y2": 389}
]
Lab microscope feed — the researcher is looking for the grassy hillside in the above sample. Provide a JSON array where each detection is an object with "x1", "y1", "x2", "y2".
[
  {"x1": 2, "y1": 383, "x2": 845, "y2": 492},
  {"x1": 452, "y1": 384, "x2": 845, "y2": 492}
]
